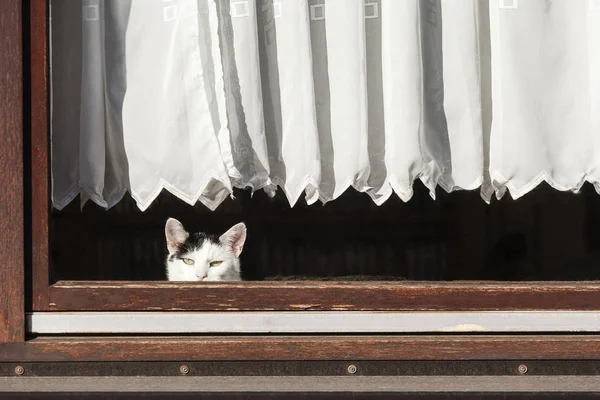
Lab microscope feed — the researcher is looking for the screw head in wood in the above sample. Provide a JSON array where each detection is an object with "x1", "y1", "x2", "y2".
[
  {"x1": 347, "y1": 364, "x2": 357, "y2": 374},
  {"x1": 518, "y1": 364, "x2": 528, "y2": 374},
  {"x1": 14, "y1": 366, "x2": 24, "y2": 376},
  {"x1": 179, "y1": 365, "x2": 190, "y2": 375}
]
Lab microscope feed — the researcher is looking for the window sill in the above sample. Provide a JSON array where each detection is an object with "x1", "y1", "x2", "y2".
[
  {"x1": 44, "y1": 280, "x2": 600, "y2": 311},
  {"x1": 3, "y1": 335, "x2": 600, "y2": 362}
]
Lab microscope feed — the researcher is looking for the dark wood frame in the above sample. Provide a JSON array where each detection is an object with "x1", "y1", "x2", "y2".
[
  {"x1": 46, "y1": 281, "x2": 600, "y2": 311},
  {"x1": 19, "y1": 0, "x2": 600, "y2": 313},
  {"x1": 30, "y1": 0, "x2": 49, "y2": 313},
  {"x1": 5, "y1": 336, "x2": 600, "y2": 362},
  {"x1": 26, "y1": 0, "x2": 600, "y2": 313},
  {"x1": 0, "y1": 0, "x2": 25, "y2": 344},
  {"x1": 2, "y1": 0, "x2": 600, "y2": 363}
]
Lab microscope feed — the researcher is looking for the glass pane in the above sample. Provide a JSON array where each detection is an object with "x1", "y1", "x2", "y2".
[{"x1": 48, "y1": 0, "x2": 600, "y2": 282}]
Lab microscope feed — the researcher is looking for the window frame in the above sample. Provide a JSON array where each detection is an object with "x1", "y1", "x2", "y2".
[
  {"x1": 28, "y1": 0, "x2": 600, "y2": 314},
  {"x1": 2, "y1": 0, "x2": 600, "y2": 363},
  {"x1": 0, "y1": 0, "x2": 25, "y2": 344}
]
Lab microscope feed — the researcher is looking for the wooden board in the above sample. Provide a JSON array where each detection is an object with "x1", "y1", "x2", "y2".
[
  {"x1": 30, "y1": 0, "x2": 50, "y2": 311},
  {"x1": 4, "y1": 376, "x2": 600, "y2": 394},
  {"x1": 4, "y1": 336, "x2": 600, "y2": 361},
  {"x1": 0, "y1": 0, "x2": 24, "y2": 343},
  {"x1": 48, "y1": 281, "x2": 600, "y2": 311}
]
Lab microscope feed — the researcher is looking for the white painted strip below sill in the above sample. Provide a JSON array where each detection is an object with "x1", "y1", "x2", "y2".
[{"x1": 27, "y1": 311, "x2": 600, "y2": 334}]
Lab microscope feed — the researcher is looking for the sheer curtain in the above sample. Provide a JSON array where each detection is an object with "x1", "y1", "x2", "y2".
[{"x1": 50, "y1": 0, "x2": 600, "y2": 211}]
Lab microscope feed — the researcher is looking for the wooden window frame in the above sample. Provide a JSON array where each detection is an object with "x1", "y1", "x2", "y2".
[
  {"x1": 0, "y1": 0, "x2": 25, "y2": 344},
  {"x1": 3, "y1": 0, "x2": 600, "y2": 362},
  {"x1": 27, "y1": 0, "x2": 600, "y2": 314}
]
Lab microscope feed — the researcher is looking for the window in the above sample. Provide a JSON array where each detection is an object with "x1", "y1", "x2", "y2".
[
  {"x1": 19, "y1": 0, "x2": 600, "y2": 343},
  {"x1": 2, "y1": 0, "x2": 600, "y2": 370}
]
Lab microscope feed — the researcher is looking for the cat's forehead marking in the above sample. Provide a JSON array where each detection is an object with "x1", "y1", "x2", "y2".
[
  {"x1": 174, "y1": 232, "x2": 219, "y2": 256},
  {"x1": 187, "y1": 242, "x2": 217, "y2": 259},
  {"x1": 175, "y1": 233, "x2": 227, "y2": 262}
]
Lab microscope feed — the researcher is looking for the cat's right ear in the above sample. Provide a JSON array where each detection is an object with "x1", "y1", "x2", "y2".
[{"x1": 165, "y1": 218, "x2": 188, "y2": 254}]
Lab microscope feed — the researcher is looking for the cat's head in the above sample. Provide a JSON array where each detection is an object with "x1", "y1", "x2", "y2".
[{"x1": 164, "y1": 218, "x2": 246, "y2": 281}]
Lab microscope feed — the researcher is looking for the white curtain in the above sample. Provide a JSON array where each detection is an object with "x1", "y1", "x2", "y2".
[{"x1": 50, "y1": 0, "x2": 600, "y2": 211}]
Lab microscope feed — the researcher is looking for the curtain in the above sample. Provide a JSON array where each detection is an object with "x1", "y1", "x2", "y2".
[{"x1": 50, "y1": 0, "x2": 600, "y2": 211}]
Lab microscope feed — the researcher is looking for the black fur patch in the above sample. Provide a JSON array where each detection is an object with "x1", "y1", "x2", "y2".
[{"x1": 172, "y1": 231, "x2": 220, "y2": 259}]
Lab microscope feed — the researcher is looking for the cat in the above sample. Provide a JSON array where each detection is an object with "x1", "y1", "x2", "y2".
[{"x1": 164, "y1": 218, "x2": 246, "y2": 281}]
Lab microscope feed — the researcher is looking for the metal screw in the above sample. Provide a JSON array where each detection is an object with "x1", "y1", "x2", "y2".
[
  {"x1": 347, "y1": 364, "x2": 357, "y2": 374},
  {"x1": 518, "y1": 364, "x2": 528, "y2": 374},
  {"x1": 14, "y1": 366, "x2": 24, "y2": 376},
  {"x1": 179, "y1": 365, "x2": 190, "y2": 375}
]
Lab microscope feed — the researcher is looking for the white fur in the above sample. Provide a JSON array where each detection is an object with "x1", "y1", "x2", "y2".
[
  {"x1": 166, "y1": 241, "x2": 241, "y2": 281},
  {"x1": 165, "y1": 219, "x2": 245, "y2": 281}
]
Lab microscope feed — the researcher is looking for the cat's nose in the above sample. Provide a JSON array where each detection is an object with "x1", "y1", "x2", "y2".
[{"x1": 197, "y1": 274, "x2": 207, "y2": 280}]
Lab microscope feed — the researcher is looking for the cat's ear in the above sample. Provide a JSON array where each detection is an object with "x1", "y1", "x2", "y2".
[
  {"x1": 165, "y1": 218, "x2": 188, "y2": 254},
  {"x1": 220, "y1": 222, "x2": 246, "y2": 258}
]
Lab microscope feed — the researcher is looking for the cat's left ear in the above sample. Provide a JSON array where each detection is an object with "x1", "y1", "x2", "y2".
[
  {"x1": 165, "y1": 218, "x2": 189, "y2": 255},
  {"x1": 220, "y1": 222, "x2": 246, "y2": 258}
]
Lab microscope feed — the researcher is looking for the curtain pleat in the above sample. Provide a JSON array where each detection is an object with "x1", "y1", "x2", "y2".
[
  {"x1": 318, "y1": 0, "x2": 370, "y2": 202},
  {"x1": 440, "y1": 0, "x2": 485, "y2": 193},
  {"x1": 256, "y1": 0, "x2": 321, "y2": 204},
  {"x1": 50, "y1": 0, "x2": 600, "y2": 211},
  {"x1": 216, "y1": 0, "x2": 270, "y2": 193},
  {"x1": 51, "y1": 0, "x2": 83, "y2": 209}
]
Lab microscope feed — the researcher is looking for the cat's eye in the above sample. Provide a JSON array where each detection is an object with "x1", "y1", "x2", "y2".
[
  {"x1": 181, "y1": 258, "x2": 195, "y2": 265},
  {"x1": 209, "y1": 260, "x2": 223, "y2": 267}
]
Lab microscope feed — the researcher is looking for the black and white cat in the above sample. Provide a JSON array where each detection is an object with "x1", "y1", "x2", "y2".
[{"x1": 164, "y1": 218, "x2": 245, "y2": 281}]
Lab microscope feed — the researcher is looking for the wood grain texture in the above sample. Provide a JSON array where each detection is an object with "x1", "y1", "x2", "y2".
[
  {"x1": 5, "y1": 376, "x2": 600, "y2": 394},
  {"x1": 0, "y1": 0, "x2": 24, "y2": 343},
  {"x1": 4, "y1": 335, "x2": 600, "y2": 361},
  {"x1": 49, "y1": 281, "x2": 600, "y2": 311},
  {"x1": 29, "y1": 0, "x2": 50, "y2": 311}
]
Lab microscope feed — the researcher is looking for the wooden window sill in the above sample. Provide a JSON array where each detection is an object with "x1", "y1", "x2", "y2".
[{"x1": 3, "y1": 335, "x2": 600, "y2": 362}]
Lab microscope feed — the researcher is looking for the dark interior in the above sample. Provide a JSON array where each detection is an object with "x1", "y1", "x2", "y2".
[{"x1": 50, "y1": 182, "x2": 600, "y2": 281}]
